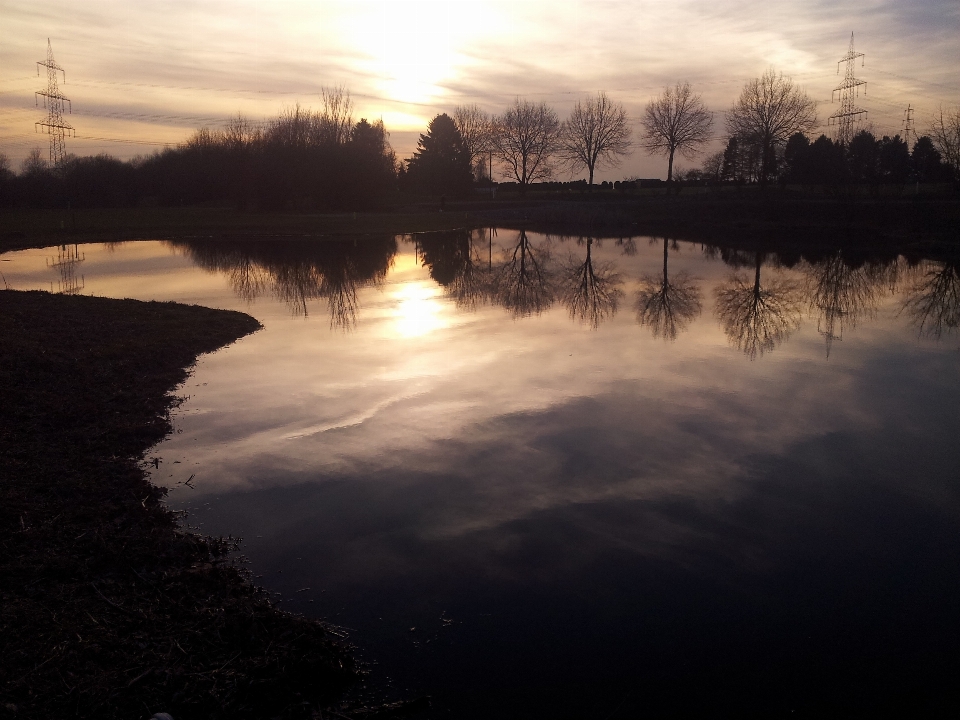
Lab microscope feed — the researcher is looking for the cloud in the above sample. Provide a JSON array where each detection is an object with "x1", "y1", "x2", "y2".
[{"x1": 1, "y1": 0, "x2": 957, "y2": 176}]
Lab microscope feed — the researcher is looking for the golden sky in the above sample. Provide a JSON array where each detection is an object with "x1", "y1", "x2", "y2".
[{"x1": 1, "y1": 0, "x2": 957, "y2": 179}]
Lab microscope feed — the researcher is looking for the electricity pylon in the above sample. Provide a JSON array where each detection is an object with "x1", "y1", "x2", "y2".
[
  {"x1": 47, "y1": 244, "x2": 85, "y2": 295},
  {"x1": 901, "y1": 105, "x2": 916, "y2": 150},
  {"x1": 35, "y1": 39, "x2": 74, "y2": 167},
  {"x1": 828, "y1": 32, "x2": 867, "y2": 145}
]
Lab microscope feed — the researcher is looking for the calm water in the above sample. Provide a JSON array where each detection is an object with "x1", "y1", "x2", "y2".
[{"x1": 4, "y1": 233, "x2": 959, "y2": 717}]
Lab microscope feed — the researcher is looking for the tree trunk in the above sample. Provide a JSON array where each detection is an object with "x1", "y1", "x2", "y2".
[{"x1": 667, "y1": 149, "x2": 675, "y2": 193}]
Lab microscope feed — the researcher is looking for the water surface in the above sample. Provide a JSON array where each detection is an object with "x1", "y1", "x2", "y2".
[{"x1": 4, "y1": 232, "x2": 959, "y2": 717}]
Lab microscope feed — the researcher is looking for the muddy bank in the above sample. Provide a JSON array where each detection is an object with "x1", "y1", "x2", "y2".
[{"x1": 0, "y1": 290, "x2": 358, "y2": 719}]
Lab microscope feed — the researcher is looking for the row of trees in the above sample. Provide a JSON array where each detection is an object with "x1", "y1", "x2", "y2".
[
  {"x1": 0, "y1": 88, "x2": 398, "y2": 210},
  {"x1": 402, "y1": 70, "x2": 959, "y2": 194},
  {"x1": 3, "y1": 76, "x2": 958, "y2": 208}
]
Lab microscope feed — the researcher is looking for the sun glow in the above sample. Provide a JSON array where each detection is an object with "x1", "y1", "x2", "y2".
[
  {"x1": 392, "y1": 281, "x2": 448, "y2": 338},
  {"x1": 340, "y1": 1, "x2": 501, "y2": 112}
]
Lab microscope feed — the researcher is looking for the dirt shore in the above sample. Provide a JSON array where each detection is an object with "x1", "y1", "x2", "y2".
[{"x1": 0, "y1": 290, "x2": 359, "y2": 719}]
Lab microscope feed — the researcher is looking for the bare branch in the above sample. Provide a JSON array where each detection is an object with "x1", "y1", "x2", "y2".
[
  {"x1": 559, "y1": 92, "x2": 633, "y2": 186},
  {"x1": 491, "y1": 98, "x2": 562, "y2": 190},
  {"x1": 640, "y1": 82, "x2": 713, "y2": 184},
  {"x1": 928, "y1": 104, "x2": 960, "y2": 178},
  {"x1": 726, "y1": 69, "x2": 817, "y2": 185}
]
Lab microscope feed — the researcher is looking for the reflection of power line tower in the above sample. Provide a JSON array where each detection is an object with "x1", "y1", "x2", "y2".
[
  {"x1": 47, "y1": 244, "x2": 85, "y2": 295},
  {"x1": 901, "y1": 105, "x2": 916, "y2": 150},
  {"x1": 35, "y1": 39, "x2": 74, "y2": 167},
  {"x1": 828, "y1": 32, "x2": 867, "y2": 145}
]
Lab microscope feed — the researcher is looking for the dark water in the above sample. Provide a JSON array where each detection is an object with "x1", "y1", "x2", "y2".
[{"x1": 4, "y1": 232, "x2": 959, "y2": 717}]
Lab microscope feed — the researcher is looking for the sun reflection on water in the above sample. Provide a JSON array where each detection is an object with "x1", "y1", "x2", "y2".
[{"x1": 391, "y1": 281, "x2": 447, "y2": 338}]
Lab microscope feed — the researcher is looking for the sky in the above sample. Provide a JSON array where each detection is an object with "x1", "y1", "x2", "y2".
[{"x1": 1, "y1": 0, "x2": 957, "y2": 180}]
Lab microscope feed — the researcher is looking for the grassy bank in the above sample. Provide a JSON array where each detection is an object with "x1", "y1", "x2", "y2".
[
  {"x1": 4, "y1": 191, "x2": 958, "y2": 255},
  {"x1": 0, "y1": 291, "x2": 358, "y2": 719},
  {"x1": 0, "y1": 206, "x2": 481, "y2": 253}
]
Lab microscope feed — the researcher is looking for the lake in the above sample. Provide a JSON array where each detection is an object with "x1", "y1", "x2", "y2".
[{"x1": 3, "y1": 231, "x2": 959, "y2": 717}]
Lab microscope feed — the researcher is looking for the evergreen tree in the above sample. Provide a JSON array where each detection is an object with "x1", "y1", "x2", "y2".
[{"x1": 405, "y1": 113, "x2": 473, "y2": 196}]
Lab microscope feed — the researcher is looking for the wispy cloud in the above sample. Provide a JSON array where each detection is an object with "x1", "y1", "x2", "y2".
[{"x1": 1, "y1": 0, "x2": 956, "y2": 177}]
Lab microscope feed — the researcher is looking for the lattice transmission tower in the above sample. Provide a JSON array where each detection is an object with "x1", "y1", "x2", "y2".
[
  {"x1": 35, "y1": 39, "x2": 74, "y2": 167},
  {"x1": 828, "y1": 32, "x2": 867, "y2": 145},
  {"x1": 901, "y1": 105, "x2": 916, "y2": 149}
]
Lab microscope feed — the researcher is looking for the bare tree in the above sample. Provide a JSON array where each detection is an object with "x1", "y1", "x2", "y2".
[
  {"x1": 491, "y1": 229, "x2": 555, "y2": 317},
  {"x1": 560, "y1": 92, "x2": 632, "y2": 186},
  {"x1": 318, "y1": 86, "x2": 354, "y2": 146},
  {"x1": 454, "y1": 104, "x2": 492, "y2": 179},
  {"x1": 559, "y1": 238, "x2": 623, "y2": 328},
  {"x1": 727, "y1": 69, "x2": 818, "y2": 186},
  {"x1": 928, "y1": 104, "x2": 960, "y2": 179},
  {"x1": 902, "y1": 259, "x2": 960, "y2": 339},
  {"x1": 491, "y1": 98, "x2": 562, "y2": 192},
  {"x1": 640, "y1": 82, "x2": 713, "y2": 187},
  {"x1": 715, "y1": 252, "x2": 803, "y2": 360},
  {"x1": 636, "y1": 239, "x2": 703, "y2": 340}
]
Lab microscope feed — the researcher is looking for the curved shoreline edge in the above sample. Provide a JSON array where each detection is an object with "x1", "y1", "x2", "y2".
[{"x1": 0, "y1": 290, "x2": 358, "y2": 719}]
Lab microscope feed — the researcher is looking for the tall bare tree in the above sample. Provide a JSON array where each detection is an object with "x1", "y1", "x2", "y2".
[
  {"x1": 454, "y1": 104, "x2": 492, "y2": 180},
  {"x1": 928, "y1": 104, "x2": 960, "y2": 179},
  {"x1": 560, "y1": 92, "x2": 632, "y2": 186},
  {"x1": 727, "y1": 70, "x2": 818, "y2": 186},
  {"x1": 640, "y1": 82, "x2": 713, "y2": 187},
  {"x1": 491, "y1": 98, "x2": 562, "y2": 193}
]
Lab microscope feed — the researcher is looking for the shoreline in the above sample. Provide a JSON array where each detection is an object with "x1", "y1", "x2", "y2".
[
  {"x1": 3, "y1": 193, "x2": 958, "y2": 257},
  {"x1": 0, "y1": 291, "x2": 360, "y2": 719}
]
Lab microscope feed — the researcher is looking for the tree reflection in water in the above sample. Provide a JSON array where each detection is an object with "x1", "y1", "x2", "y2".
[
  {"x1": 803, "y1": 252, "x2": 897, "y2": 356},
  {"x1": 715, "y1": 251, "x2": 802, "y2": 360},
  {"x1": 416, "y1": 229, "x2": 493, "y2": 310},
  {"x1": 490, "y1": 229, "x2": 555, "y2": 318},
  {"x1": 635, "y1": 238, "x2": 702, "y2": 340},
  {"x1": 167, "y1": 237, "x2": 397, "y2": 329},
  {"x1": 558, "y1": 237, "x2": 623, "y2": 328},
  {"x1": 901, "y1": 259, "x2": 960, "y2": 339}
]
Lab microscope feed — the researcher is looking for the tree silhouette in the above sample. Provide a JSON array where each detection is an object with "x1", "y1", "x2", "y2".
[
  {"x1": 640, "y1": 82, "x2": 713, "y2": 187},
  {"x1": 168, "y1": 237, "x2": 396, "y2": 329},
  {"x1": 928, "y1": 104, "x2": 960, "y2": 179},
  {"x1": 727, "y1": 70, "x2": 818, "y2": 187},
  {"x1": 803, "y1": 252, "x2": 895, "y2": 357},
  {"x1": 405, "y1": 113, "x2": 473, "y2": 196},
  {"x1": 491, "y1": 99, "x2": 562, "y2": 193},
  {"x1": 715, "y1": 252, "x2": 802, "y2": 359},
  {"x1": 636, "y1": 238, "x2": 703, "y2": 340},
  {"x1": 454, "y1": 104, "x2": 492, "y2": 180},
  {"x1": 490, "y1": 229, "x2": 555, "y2": 317},
  {"x1": 417, "y1": 229, "x2": 492, "y2": 310},
  {"x1": 560, "y1": 92, "x2": 632, "y2": 187},
  {"x1": 901, "y1": 259, "x2": 960, "y2": 339},
  {"x1": 559, "y1": 238, "x2": 623, "y2": 328}
]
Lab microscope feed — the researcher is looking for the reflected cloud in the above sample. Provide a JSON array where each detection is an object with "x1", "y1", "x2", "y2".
[
  {"x1": 636, "y1": 238, "x2": 702, "y2": 340},
  {"x1": 715, "y1": 252, "x2": 802, "y2": 360},
  {"x1": 559, "y1": 238, "x2": 624, "y2": 329}
]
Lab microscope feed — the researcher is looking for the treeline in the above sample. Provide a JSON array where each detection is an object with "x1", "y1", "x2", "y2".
[
  {"x1": 0, "y1": 89, "x2": 397, "y2": 211},
  {"x1": 690, "y1": 130, "x2": 955, "y2": 189}
]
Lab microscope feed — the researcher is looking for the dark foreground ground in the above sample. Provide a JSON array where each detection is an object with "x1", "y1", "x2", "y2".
[{"x1": 0, "y1": 291, "x2": 406, "y2": 719}]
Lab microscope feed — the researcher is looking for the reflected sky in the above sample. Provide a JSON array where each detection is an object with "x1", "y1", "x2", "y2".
[{"x1": 3, "y1": 236, "x2": 959, "y2": 715}]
